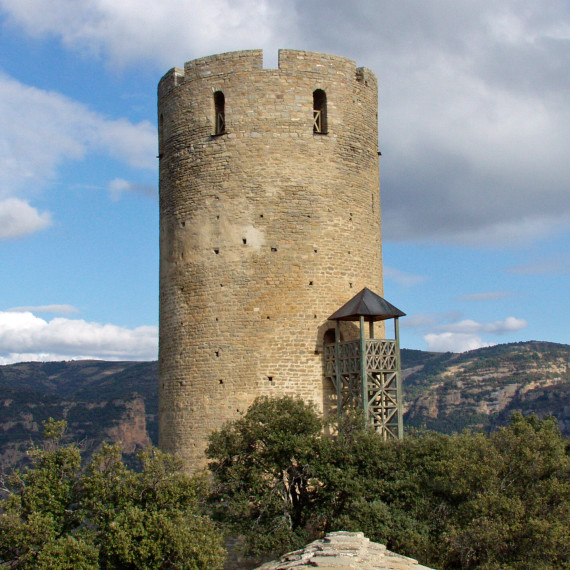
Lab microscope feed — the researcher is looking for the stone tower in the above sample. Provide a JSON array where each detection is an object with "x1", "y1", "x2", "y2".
[{"x1": 158, "y1": 49, "x2": 383, "y2": 471}]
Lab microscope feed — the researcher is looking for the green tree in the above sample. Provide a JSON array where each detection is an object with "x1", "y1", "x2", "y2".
[
  {"x1": 0, "y1": 419, "x2": 225, "y2": 569},
  {"x1": 207, "y1": 397, "x2": 570, "y2": 569},
  {"x1": 439, "y1": 414, "x2": 570, "y2": 569},
  {"x1": 207, "y1": 396, "x2": 323, "y2": 555}
]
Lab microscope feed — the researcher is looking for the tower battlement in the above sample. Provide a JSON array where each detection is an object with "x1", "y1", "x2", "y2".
[{"x1": 158, "y1": 50, "x2": 377, "y2": 98}]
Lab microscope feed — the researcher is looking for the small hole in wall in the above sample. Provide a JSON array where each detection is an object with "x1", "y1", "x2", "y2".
[
  {"x1": 214, "y1": 248, "x2": 219, "y2": 254},
  {"x1": 349, "y1": 283, "x2": 353, "y2": 288},
  {"x1": 266, "y1": 316, "x2": 270, "y2": 319},
  {"x1": 267, "y1": 376, "x2": 273, "y2": 382},
  {"x1": 181, "y1": 221, "x2": 186, "y2": 227},
  {"x1": 236, "y1": 409, "x2": 240, "y2": 413},
  {"x1": 219, "y1": 379, "x2": 224, "y2": 384},
  {"x1": 220, "y1": 283, "x2": 224, "y2": 287},
  {"x1": 314, "y1": 249, "x2": 318, "y2": 253},
  {"x1": 314, "y1": 315, "x2": 317, "y2": 319},
  {"x1": 178, "y1": 381, "x2": 184, "y2": 386},
  {"x1": 271, "y1": 247, "x2": 277, "y2": 252},
  {"x1": 309, "y1": 281, "x2": 313, "y2": 286},
  {"x1": 180, "y1": 286, "x2": 184, "y2": 292},
  {"x1": 215, "y1": 351, "x2": 219, "y2": 357},
  {"x1": 215, "y1": 317, "x2": 219, "y2": 321},
  {"x1": 260, "y1": 214, "x2": 264, "y2": 218},
  {"x1": 242, "y1": 238, "x2": 247, "y2": 245},
  {"x1": 216, "y1": 215, "x2": 220, "y2": 220}
]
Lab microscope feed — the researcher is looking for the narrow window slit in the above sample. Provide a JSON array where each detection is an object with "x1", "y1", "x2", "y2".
[
  {"x1": 313, "y1": 89, "x2": 328, "y2": 134},
  {"x1": 213, "y1": 91, "x2": 225, "y2": 135}
]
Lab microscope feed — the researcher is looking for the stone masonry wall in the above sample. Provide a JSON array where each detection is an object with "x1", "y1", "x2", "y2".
[{"x1": 158, "y1": 49, "x2": 383, "y2": 471}]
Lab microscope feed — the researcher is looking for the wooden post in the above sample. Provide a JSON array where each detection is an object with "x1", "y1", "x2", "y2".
[
  {"x1": 395, "y1": 317, "x2": 403, "y2": 439},
  {"x1": 359, "y1": 315, "x2": 367, "y2": 425},
  {"x1": 335, "y1": 320, "x2": 342, "y2": 419}
]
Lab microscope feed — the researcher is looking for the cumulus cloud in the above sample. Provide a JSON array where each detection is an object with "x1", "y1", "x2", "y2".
[
  {"x1": 424, "y1": 332, "x2": 495, "y2": 353},
  {"x1": 405, "y1": 312, "x2": 528, "y2": 352},
  {"x1": 1, "y1": 1, "x2": 569, "y2": 245},
  {"x1": 0, "y1": 72, "x2": 156, "y2": 201},
  {"x1": 434, "y1": 316, "x2": 527, "y2": 335},
  {"x1": 0, "y1": 0, "x2": 289, "y2": 69},
  {"x1": 292, "y1": 1, "x2": 570, "y2": 246},
  {"x1": 0, "y1": 311, "x2": 158, "y2": 363},
  {"x1": 0, "y1": 198, "x2": 52, "y2": 239}
]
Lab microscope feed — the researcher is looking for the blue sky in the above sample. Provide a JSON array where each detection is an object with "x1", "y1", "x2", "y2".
[{"x1": 0, "y1": 0, "x2": 568, "y2": 362}]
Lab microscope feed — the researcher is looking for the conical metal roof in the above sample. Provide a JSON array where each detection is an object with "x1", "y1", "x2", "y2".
[{"x1": 328, "y1": 288, "x2": 406, "y2": 322}]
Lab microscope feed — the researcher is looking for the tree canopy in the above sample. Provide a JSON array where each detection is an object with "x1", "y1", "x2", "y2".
[
  {"x1": 0, "y1": 419, "x2": 225, "y2": 569},
  {"x1": 207, "y1": 396, "x2": 570, "y2": 569}
]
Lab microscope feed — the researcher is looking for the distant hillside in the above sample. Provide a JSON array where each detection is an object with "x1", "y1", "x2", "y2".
[
  {"x1": 0, "y1": 360, "x2": 157, "y2": 471},
  {"x1": 402, "y1": 341, "x2": 570, "y2": 434},
  {"x1": 0, "y1": 341, "x2": 567, "y2": 470}
]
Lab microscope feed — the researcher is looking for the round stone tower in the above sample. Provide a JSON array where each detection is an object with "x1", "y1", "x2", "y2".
[{"x1": 158, "y1": 49, "x2": 383, "y2": 471}]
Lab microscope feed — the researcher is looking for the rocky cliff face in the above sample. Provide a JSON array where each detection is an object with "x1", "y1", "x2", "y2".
[
  {"x1": 0, "y1": 360, "x2": 157, "y2": 471},
  {"x1": 403, "y1": 341, "x2": 570, "y2": 434}
]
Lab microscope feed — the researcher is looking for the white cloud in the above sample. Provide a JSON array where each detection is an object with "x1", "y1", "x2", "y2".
[
  {"x1": 0, "y1": 198, "x2": 52, "y2": 239},
  {"x1": 434, "y1": 316, "x2": 527, "y2": 335},
  {"x1": 0, "y1": 73, "x2": 156, "y2": 201},
  {"x1": 6, "y1": 304, "x2": 79, "y2": 315},
  {"x1": 0, "y1": 0, "x2": 568, "y2": 246},
  {"x1": 407, "y1": 312, "x2": 528, "y2": 352},
  {"x1": 0, "y1": 311, "x2": 158, "y2": 363},
  {"x1": 0, "y1": 0, "x2": 288, "y2": 69},
  {"x1": 424, "y1": 332, "x2": 495, "y2": 353},
  {"x1": 384, "y1": 266, "x2": 427, "y2": 287}
]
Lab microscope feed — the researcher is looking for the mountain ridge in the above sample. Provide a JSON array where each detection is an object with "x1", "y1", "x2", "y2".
[{"x1": 0, "y1": 341, "x2": 567, "y2": 470}]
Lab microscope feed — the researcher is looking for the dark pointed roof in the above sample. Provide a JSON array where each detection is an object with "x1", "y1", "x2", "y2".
[{"x1": 328, "y1": 288, "x2": 406, "y2": 322}]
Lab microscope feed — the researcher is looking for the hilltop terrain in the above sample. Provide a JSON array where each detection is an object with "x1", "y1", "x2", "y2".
[
  {"x1": 0, "y1": 341, "x2": 567, "y2": 470},
  {"x1": 402, "y1": 341, "x2": 569, "y2": 434}
]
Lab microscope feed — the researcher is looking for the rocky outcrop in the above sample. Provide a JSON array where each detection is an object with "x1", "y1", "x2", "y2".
[
  {"x1": 104, "y1": 396, "x2": 151, "y2": 453},
  {"x1": 256, "y1": 532, "x2": 435, "y2": 570}
]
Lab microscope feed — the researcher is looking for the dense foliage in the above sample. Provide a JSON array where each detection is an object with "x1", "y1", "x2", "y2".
[
  {"x1": 207, "y1": 396, "x2": 570, "y2": 569},
  {"x1": 0, "y1": 419, "x2": 225, "y2": 569}
]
